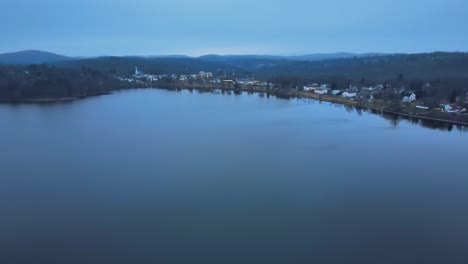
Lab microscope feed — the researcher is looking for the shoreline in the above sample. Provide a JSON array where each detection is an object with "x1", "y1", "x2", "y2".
[
  {"x1": 0, "y1": 92, "x2": 113, "y2": 103},
  {"x1": 159, "y1": 85, "x2": 468, "y2": 127},
  {"x1": 295, "y1": 91, "x2": 468, "y2": 127},
  {"x1": 2, "y1": 86, "x2": 467, "y2": 127}
]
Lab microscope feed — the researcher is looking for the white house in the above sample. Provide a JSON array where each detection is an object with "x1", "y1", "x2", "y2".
[
  {"x1": 442, "y1": 104, "x2": 467, "y2": 114},
  {"x1": 342, "y1": 92, "x2": 357, "y2": 98},
  {"x1": 402, "y1": 93, "x2": 417, "y2": 103},
  {"x1": 303, "y1": 86, "x2": 314, "y2": 92},
  {"x1": 314, "y1": 88, "x2": 328, "y2": 95},
  {"x1": 198, "y1": 71, "x2": 213, "y2": 78},
  {"x1": 332, "y1": 90, "x2": 341, "y2": 96}
]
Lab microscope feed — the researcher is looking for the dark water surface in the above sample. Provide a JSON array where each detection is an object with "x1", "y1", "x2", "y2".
[{"x1": 1, "y1": 89, "x2": 467, "y2": 264}]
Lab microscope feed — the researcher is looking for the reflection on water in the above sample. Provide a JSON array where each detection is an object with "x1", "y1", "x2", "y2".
[
  {"x1": 1, "y1": 89, "x2": 468, "y2": 264},
  {"x1": 317, "y1": 99, "x2": 467, "y2": 132}
]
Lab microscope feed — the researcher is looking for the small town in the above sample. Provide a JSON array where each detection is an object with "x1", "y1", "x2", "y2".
[{"x1": 115, "y1": 66, "x2": 468, "y2": 125}]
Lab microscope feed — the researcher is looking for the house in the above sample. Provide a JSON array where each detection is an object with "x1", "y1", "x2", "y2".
[
  {"x1": 331, "y1": 90, "x2": 341, "y2": 96},
  {"x1": 198, "y1": 71, "x2": 213, "y2": 78},
  {"x1": 342, "y1": 92, "x2": 357, "y2": 98},
  {"x1": 441, "y1": 104, "x2": 467, "y2": 114},
  {"x1": 314, "y1": 88, "x2": 328, "y2": 95},
  {"x1": 304, "y1": 84, "x2": 320, "y2": 92},
  {"x1": 402, "y1": 93, "x2": 416, "y2": 103}
]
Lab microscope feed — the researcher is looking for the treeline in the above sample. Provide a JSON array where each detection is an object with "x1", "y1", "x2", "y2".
[
  {"x1": 1, "y1": 52, "x2": 468, "y2": 103},
  {"x1": 257, "y1": 52, "x2": 468, "y2": 85},
  {"x1": 54, "y1": 56, "x2": 241, "y2": 76},
  {"x1": 256, "y1": 52, "x2": 468, "y2": 103},
  {"x1": 0, "y1": 64, "x2": 122, "y2": 101}
]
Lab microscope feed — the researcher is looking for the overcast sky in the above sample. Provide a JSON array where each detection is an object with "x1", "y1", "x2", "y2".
[{"x1": 2, "y1": 0, "x2": 467, "y2": 56}]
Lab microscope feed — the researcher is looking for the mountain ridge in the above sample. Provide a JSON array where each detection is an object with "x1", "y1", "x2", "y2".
[
  {"x1": 0, "y1": 50, "x2": 72, "y2": 65},
  {"x1": 0, "y1": 50, "x2": 388, "y2": 65}
]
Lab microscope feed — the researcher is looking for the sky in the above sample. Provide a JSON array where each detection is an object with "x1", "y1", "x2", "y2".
[{"x1": 1, "y1": 0, "x2": 468, "y2": 56}]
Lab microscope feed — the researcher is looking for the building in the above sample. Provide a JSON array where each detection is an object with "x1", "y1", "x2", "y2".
[
  {"x1": 332, "y1": 90, "x2": 341, "y2": 96},
  {"x1": 342, "y1": 92, "x2": 357, "y2": 98},
  {"x1": 134, "y1": 66, "x2": 142, "y2": 76},
  {"x1": 314, "y1": 88, "x2": 328, "y2": 95},
  {"x1": 416, "y1": 105, "x2": 429, "y2": 110},
  {"x1": 304, "y1": 84, "x2": 320, "y2": 92},
  {"x1": 442, "y1": 104, "x2": 467, "y2": 114},
  {"x1": 402, "y1": 93, "x2": 417, "y2": 103},
  {"x1": 198, "y1": 71, "x2": 213, "y2": 79}
]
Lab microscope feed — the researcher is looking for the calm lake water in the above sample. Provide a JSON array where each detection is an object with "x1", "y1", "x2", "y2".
[{"x1": 1, "y1": 89, "x2": 468, "y2": 264}]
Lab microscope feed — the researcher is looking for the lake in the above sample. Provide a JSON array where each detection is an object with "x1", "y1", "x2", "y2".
[{"x1": 1, "y1": 89, "x2": 467, "y2": 264}]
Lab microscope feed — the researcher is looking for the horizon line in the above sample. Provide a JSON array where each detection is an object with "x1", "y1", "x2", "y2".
[{"x1": 1, "y1": 49, "x2": 468, "y2": 58}]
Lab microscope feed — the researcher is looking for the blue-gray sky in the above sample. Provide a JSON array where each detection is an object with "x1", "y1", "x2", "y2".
[{"x1": 2, "y1": 0, "x2": 467, "y2": 56}]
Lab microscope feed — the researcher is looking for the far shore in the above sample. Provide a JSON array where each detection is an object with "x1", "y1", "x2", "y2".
[
  {"x1": 1, "y1": 86, "x2": 467, "y2": 127},
  {"x1": 153, "y1": 84, "x2": 468, "y2": 127},
  {"x1": 0, "y1": 92, "x2": 113, "y2": 103}
]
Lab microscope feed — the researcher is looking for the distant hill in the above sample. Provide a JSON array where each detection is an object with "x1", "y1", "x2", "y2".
[
  {"x1": 197, "y1": 53, "x2": 386, "y2": 62},
  {"x1": 0, "y1": 50, "x2": 386, "y2": 66},
  {"x1": 0, "y1": 50, "x2": 72, "y2": 65},
  {"x1": 54, "y1": 56, "x2": 238, "y2": 75},
  {"x1": 287, "y1": 52, "x2": 386, "y2": 61},
  {"x1": 198, "y1": 54, "x2": 285, "y2": 61}
]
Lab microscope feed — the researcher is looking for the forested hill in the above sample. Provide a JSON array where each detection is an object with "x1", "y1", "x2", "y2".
[
  {"x1": 55, "y1": 52, "x2": 468, "y2": 85},
  {"x1": 256, "y1": 52, "x2": 468, "y2": 86},
  {"x1": 0, "y1": 50, "x2": 72, "y2": 65},
  {"x1": 0, "y1": 64, "x2": 120, "y2": 101},
  {"x1": 54, "y1": 56, "x2": 241, "y2": 75}
]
